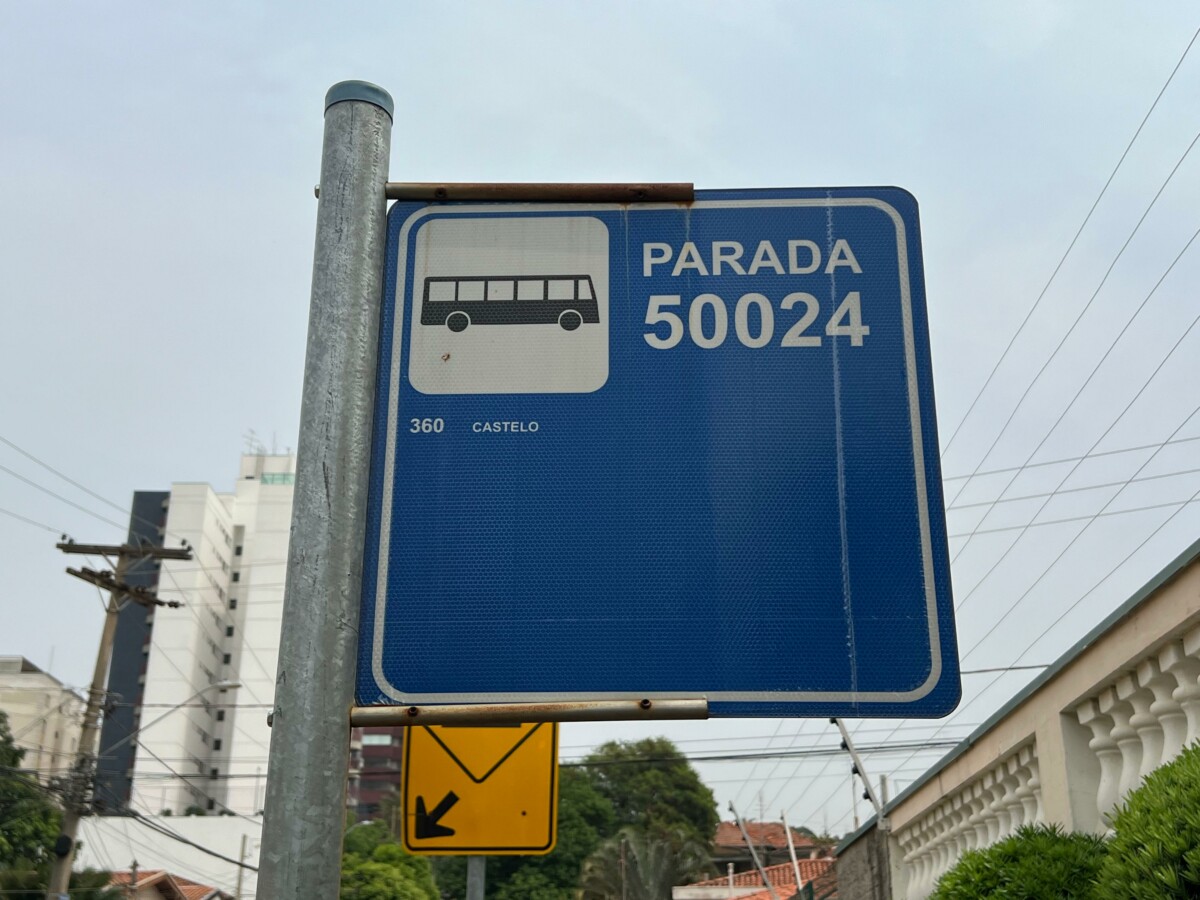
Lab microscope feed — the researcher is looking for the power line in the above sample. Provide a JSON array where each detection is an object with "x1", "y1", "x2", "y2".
[
  {"x1": 947, "y1": 465, "x2": 1200, "y2": 512},
  {"x1": 941, "y1": 434, "x2": 1200, "y2": 483},
  {"x1": 93, "y1": 806, "x2": 222, "y2": 890},
  {"x1": 123, "y1": 809, "x2": 258, "y2": 872},
  {"x1": 749, "y1": 673, "x2": 1039, "y2": 816},
  {"x1": 730, "y1": 719, "x2": 804, "y2": 812},
  {"x1": 761, "y1": 722, "x2": 846, "y2": 821},
  {"x1": 0, "y1": 504, "x2": 63, "y2": 534},
  {"x1": 706, "y1": 763, "x2": 937, "y2": 787},
  {"x1": 133, "y1": 740, "x2": 259, "y2": 826},
  {"x1": 950, "y1": 219, "x2": 1200, "y2": 562},
  {"x1": 940, "y1": 23, "x2": 1200, "y2": 458},
  {"x1": 0, "y1": 433, "x2": 137, "y2": 518},
  {"x1": 948, "y1": 497, "x2": 1200, "y2": 540},
  {"x1": 959, "y1": 419, "x2": 1200, "y2": 664},
  {"x1": 950, "y1": 234, "x2": 1200, "y2": 610},
  {"x1": 0, "y1": 431, "x2": 278, "y2": 594},
  {"x1": 955, "y1": 355, "x2": 1200, "y2": 611},
  {"x1": 0, "y1": 462, "x2": 127, "y2": 531},
  {"x1": 947, "y1": 129, "x2": 1200, "y2": 521},
  {"x1": 562, "y1": 739, "x2": 963, "y2": 768}
]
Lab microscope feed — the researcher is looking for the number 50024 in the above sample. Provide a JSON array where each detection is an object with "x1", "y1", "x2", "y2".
[{"x1": 643, "y1": 291, "x2": 869, "y2": 350}]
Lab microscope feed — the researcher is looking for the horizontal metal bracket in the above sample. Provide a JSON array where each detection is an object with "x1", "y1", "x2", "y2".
[
  {"x1": 349, "y1": 697, "x2": 709, "y2": 727},
  {"x1": 314, "y1": 182, "x2": 694, "y2": 203}
]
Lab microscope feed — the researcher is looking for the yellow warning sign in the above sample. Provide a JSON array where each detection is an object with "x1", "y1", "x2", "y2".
[{"x1": 401, "y1": 722, "x2": 558, "y2": 855}]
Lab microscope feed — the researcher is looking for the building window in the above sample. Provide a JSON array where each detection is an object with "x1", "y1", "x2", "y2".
[
  {"x1": 226, "y1": 626, "x2": 234, "y2": 637},
  {"x1": 229, "y1": 598, "x2": 237, "y2": 610},
  {"x1": 232, "y1": 572, "x2": 240, "y2": 583},
  {"x1": 216, "y1": 710, "x2": 225, "y2": 722},
  {"x1": 206, "y1": 798, "x2": 216, "y2": 811},
  {"x1": 210, "y1": 768, "x2": 219, "y2": 781},
  {"x1": 213, "y1": 739, "x2": 222, "y2": 751},
  {"x1": 235, "y1": 545, "x2": 243, "y2": 556},
  {"x1": 361, "y1": 734, "x2": 393, "y2": 746},
  {"x1": 222, "y1": 653, "x2": 231, "y2": 665}
]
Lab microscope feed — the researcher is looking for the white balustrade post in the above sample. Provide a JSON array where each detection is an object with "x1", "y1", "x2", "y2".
[
  {"x1": 950, "y1": 795, "x2": 969, "y2": 857},
  {"x1": 966, "y1": 783, "x2": 990, "y2": 848},
  {"x1": 1001, "y1": 760, "x2": 1026, "y2": 835},
  {"x1": 1160, "y1": 642, "x2": 1200, "y2": 747},
  {"x1": 1026, "y1": 756, "x2": 1044, "y2": 824},
  {"x1": 1099, "y1": 687, "x2": 1143, "y2": 800},
  {"x1": 1118, "y1": 673, "x2": 1166, "y2": 780},
  {"x1": 1138, "y1": 657, "x2": 1188, "y2": 765},
  {"x1": 1076, "y1": 698, "x2": 1121, "y2": 829},
  {"x1": 983, "y1": 772, "x2": 1005, "y2": 843},
  {"x1": 1013, "y1": 749, "x2": 1038, "y2": 826}
]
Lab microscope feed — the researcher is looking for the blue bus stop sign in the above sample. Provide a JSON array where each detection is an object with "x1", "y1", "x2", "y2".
[{"x1": 357, "y1": 187, "x2": 959, "y2": 717}]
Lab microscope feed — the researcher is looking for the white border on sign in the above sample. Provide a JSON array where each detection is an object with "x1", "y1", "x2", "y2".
[{"x1": 371, "y1": 198, "x2": 943, "y2": 706}]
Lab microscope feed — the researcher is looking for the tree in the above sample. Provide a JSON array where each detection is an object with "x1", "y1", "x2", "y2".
[
  {"x1": 1096, "y1": 742, "x2": 1200, "y2": 899},
  {"x1": 434, "y1": 737, "x2": 718, "y2": 899},
  {"x1": 435, "y1": 767, "x2": 618, "y2": 900},
  {"x1": 0, "y1": 711, "x2": 59, "y2": 870},
  {"x1": 0, "y1": 712, "x2": 119, "y2": 898},
  {"x1": 344, "y1": 820, "x2": 392, "y2": 857},
  {"x1": 578, "y1": 738, "x2": 718, "y2": 846},
  {"x1": 579, "y1": 827, "x2": 713, "y2": 900},
  {"x1": 0, "y1": 867, "x2": 120, "y2": 900},
  {"x1": 929, "y1": 824, "x2": 1106, "y2": 900},
  {"x1": 341, "y1": 821, "x2": 438, "y2": 900}
]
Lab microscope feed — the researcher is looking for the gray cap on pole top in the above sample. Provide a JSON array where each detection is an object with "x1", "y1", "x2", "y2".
[{"x1": 325, "y1": 80, "x2": 394, "y2": 119}]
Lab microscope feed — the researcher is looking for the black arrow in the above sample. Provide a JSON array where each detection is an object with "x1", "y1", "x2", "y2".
[{"x1": 415, "y1": 791, "x2": 459, "y2": 839}]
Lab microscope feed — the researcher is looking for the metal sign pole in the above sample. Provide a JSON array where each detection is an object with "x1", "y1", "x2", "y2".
[
  {"x1": 256, "y1": 80, "x2": 393, "y2": 898},
  {"x1": 466, "y1": 856, "x2": 486, "y2": 900}
]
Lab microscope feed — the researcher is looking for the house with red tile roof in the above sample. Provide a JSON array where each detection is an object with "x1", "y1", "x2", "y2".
[
  {"x1": 673, "y1": 859, "x2": 837, "y2": 900},
  {"x1": 108, "y1": 868, "x2": 232, "y2": 900},
  {"x1": 713, "y1": 821, "x2": 836, "y2": 871}
]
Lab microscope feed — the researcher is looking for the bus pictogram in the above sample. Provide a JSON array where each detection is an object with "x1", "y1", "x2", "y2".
[{"x1": 420, "y1": 275, "x2": 601, "y2": 333}]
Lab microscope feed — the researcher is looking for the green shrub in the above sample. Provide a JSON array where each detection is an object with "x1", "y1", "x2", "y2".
[
  {"x1": 1096, "y1": 742, "x2": 1200, "y2": 899},
  {"x1": 929, "y1": 823, "x2": 1106, "y2": 899},
  {"x1": 340, "y1": 821, "x2": 438, "y2": 900}
]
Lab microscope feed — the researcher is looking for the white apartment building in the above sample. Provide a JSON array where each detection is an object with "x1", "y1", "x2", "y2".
[
  {"x1": 0, "y1": 656, "x2": 84, "y2": 783},
  {"x1": 127, "y1": 453, "x2": 294, "y2": 817}
]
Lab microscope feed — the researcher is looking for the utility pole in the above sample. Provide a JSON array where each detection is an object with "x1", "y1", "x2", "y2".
[
  {"x1": 45, "y1": 540, "x2": 191, "y2": 900},
  {"x1": 235, "y1": 835, "x2": 249, "y2": 900},
  {"x1": 730, "y1": 803, "x2": 779, "y2": 900},
  {"x1": 781, "y1": 810, "x2": 804, "y2": 891}
]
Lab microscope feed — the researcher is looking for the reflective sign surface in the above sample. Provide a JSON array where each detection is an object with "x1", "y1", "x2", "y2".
[{"x1": 359, "y1": 188, "x2": 959, "y2": 717}]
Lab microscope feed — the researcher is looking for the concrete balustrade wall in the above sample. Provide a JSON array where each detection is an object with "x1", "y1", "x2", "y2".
[{"x1": 837, "y1": 539, "x2": 1200, "y2": 900}]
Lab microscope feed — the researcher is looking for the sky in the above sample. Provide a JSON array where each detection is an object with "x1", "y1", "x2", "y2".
[{"x1": 3, "y1": 1, "x2": 1200, "y2": 843}]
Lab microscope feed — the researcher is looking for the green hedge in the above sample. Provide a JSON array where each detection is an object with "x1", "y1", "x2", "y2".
[
  {"x1": 929, "y1": 823, "x2": 1106, "y2": 899},
  {"x1": 1095, "y1": 742, "x2": 1200, "y2": 899}
]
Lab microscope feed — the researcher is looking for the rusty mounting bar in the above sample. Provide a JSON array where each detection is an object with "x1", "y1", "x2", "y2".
[
  {"x1": 349, "y1": 697, "x2": 709, "y2": 726},
  {"x1": 383, "y1": 181, "x2": 694, "y2": 203}
]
